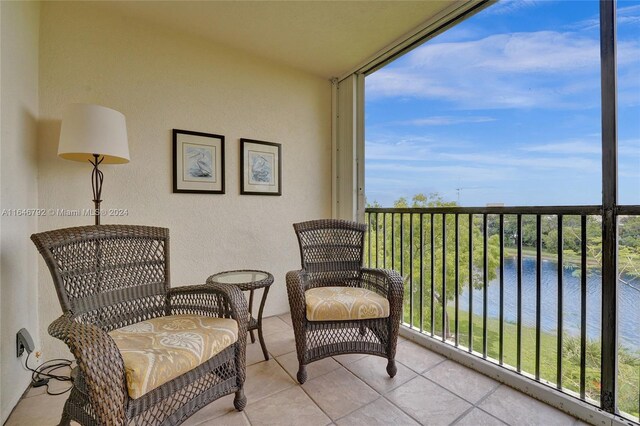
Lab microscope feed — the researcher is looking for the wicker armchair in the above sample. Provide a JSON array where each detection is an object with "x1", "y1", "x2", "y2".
[
  {"x1": 31, "y1": 225, "x2": 248, "y2": 426},
  {"x1": 286, "y1": 219, "x2": 403, "y2": 384}
]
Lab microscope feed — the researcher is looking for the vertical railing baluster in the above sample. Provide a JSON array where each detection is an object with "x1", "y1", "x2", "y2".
[
  {"x1": 420, "y1": 213, "x2": 424, "y2": 332},
  {"x1": 483, "y1": 213, "x2": 488, "y2": 358},
  {"x1": 368, "y1": 212, "x2": 372, "y2": 267},
  {"x1": 391, "y1": 213, "x2": 395, "y2": 271},
  {"x1": 383, "y1": 213, "x2": 387, "y2": 269},
  {"x1": 375, "y1": 213, "x2": 379, "y2": 269},
  {"x1": 580, "y1": 214, "x2": 587, "y2": 399},
  {"x1": 536, "y1": 214, "x2": 542, "y2": 380},
  {"x1": 499, "y1": 214, "x2": 504, "y2": 365},
  {"x1": 517, "y1": 214, "x2": 523, "y2": 372},
  {"x1": 455, "y1": 214, "x2": 460, "y2": 347},
  {"x1": 400, "y1": 213, "x2": 404, "y2": 324},
  {"x1": 431, "y1": 213, "x2": 435, "y2": 337},
  {"x1": 442, "y1": 214, "x2": 447, "y2": 342},
  {"x1": 557, "y1": 214, "x2": 564, "y2": 389},
  {"x1": 469, "y1": 214, "x2": 474, "y2": 352},
  {"x1": 410, "y1": 214, "x2": 414, "y2": 328}
]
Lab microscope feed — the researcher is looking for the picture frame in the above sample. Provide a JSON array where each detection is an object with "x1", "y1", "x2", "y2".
[
  {"x1": 240, "y1": 138, "x2": 282, "y2": 196},
  {"x1": 173, "y1": 129, "x2": 225, "y2": 194}
]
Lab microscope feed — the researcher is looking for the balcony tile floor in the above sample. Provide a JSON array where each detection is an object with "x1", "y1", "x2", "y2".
[{"x1": 6, "y1": 314, "x2": 585, "y2": 426}]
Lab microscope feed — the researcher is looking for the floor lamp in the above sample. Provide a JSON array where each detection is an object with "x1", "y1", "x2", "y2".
[{"x1": 58, "y1": 104, "x2": 130, "y2": 225}]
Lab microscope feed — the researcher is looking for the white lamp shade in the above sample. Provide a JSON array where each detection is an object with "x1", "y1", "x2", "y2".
[{"x1": 58, "y1": 104, "x2": 130, "y2": 164}]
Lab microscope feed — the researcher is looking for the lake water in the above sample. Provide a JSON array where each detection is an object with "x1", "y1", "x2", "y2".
[{"x1": 454, "y1": 257, "x2": 639, "y2": 352}]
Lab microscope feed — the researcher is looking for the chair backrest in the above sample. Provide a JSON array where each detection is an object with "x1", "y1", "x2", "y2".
[
  {"x1": 32, "y1": 225, "x2": 170, "y2": 330},
  {"x1": 293, "y1": 219, "x2": 367, "y2": 287}
]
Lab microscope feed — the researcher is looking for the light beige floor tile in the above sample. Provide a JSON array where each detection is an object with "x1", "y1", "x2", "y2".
[
  {"x1": 344, "y1": 355, "x2": 416, "y2": 394},
  {"x1": 245, "y1": 359, "x2": 296, "y2": 402},
  {"x1": 386, "y1": 376, "x2": 471, "y2": 425},
  {"x1": 246, "y1": 340, "x2": 269, "y2": 365},
  {"x1": 246, "y1": 386, "x2": 330, "y2": 426},
  {"x1": 260, "y1": 315, "x2": 292, "y2": 336},
  {"x1": 264, "y1": 329, "x2": 297, "y2": 357},
  {"x1": 278, "y1": 313, "x2": 293, "y2": 327},
  {"x1": 478, "y1": 385, "x2": 577, "y2": 426},
  {"x1": 454, "y1": 408, "x2": 506, "y2": 426},
  {"x1": 197, "y1": 410, "x2": 250, "y2": 426},
  {"x1": 302, "y1": 368, "x2": 378, "y2": 420},
  {"x1": 423, "y1": 360, "x2": 499, "y2": 403},
  {"x1": 335, "y1": 397, "x2": 418, "y2": 426},
  {"x1": 395, "y1": 340, "x2": 445, "y2": 373},
  {"x1": 6, "y1": 392, "x2": 67, "y2": 426},
  {"x1": 276, "y1": 351, "x2": 341, "y2": 382},
  {"x1": 332, "y1": 353, "x2": 367, "y2": 366},
  {"x1": 181, "y1": 394, "x2": 236, "y2": 425},
  {"x1": 23, "y1": 364, "x2": 73, "y2": 399},
  {"x1": 24, "y1": 379, "x2": 73, "y2": 399}
]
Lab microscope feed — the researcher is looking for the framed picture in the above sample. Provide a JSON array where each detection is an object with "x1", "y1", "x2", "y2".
[
  {"x1": 240, "y1": 138, "x2": 282, "y2": 196},
  {"x1": 173, "y1": 129, "x2": 225, "y2": 194}
]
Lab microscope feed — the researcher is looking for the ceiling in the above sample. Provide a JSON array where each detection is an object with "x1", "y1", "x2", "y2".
[{"x1": 96, "y1": 1, "x2": 457, "y2": 79}]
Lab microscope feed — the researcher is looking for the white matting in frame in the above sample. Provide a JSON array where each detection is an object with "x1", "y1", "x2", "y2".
[
  {"x1": 173, "y1": 129, "x2": 225, "y2": 194},
  {"x1": 240, "y1": 138, "x2": 281, "y2": 196}
]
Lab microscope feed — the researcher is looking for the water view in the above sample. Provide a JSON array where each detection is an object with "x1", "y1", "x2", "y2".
[{"x1": 456, "y1": 257, "x2": 639, "y2": 352}]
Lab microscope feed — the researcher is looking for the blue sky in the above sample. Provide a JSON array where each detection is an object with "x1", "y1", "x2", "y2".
[{"x1": 365, "y1": 0, "x2": 640, "y2": 207}]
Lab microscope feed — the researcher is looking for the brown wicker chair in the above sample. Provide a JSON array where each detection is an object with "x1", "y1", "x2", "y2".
[
  {"x1": 286, "y1": 219, "x2": 403, "y2": 384},
  {"x1": 31, "y1": 225, "x2": 248, "y2": 426}
]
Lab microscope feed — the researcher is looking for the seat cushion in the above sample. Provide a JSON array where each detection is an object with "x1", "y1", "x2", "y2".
[
  {"x1": 305, "y1": 286, "x2": 390, "y2": 321},
  {"x1": 109, "y1": 315, "x2": 238, "y2": 399}
]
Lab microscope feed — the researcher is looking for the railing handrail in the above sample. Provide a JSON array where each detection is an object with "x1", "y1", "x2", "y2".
[{"x1": 366, "y1": 205, "x2": 614, "y2": 215}]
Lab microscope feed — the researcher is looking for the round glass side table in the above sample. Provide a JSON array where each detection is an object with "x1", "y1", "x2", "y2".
[{"x1": 207, "y1": 270, "x2": 274, "y2": 361}]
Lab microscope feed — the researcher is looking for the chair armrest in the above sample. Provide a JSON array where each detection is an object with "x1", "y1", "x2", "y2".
[
  {"x1": 286, "y1": 270, "x2": 309, "y2": 320},
  {"x1": 48, "y1": 313, "x2": 128, "y2": 426},
  {"x1": 361, "y1": 268, "x2": 404, "y2": 316},
  {"x1": 286, "y1": 270, "x2": 310, "y2": 357},
  {"x1": 168, "y1": 283, "x2": 248, "y2": 330}
]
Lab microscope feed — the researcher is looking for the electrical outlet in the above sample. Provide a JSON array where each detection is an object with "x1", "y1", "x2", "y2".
[
  {"x1": 17, "y1": 339, "x2": 25, "y2": 357},
  {"x1": 16, "y1": 328, "x2": 34, "y2": 357}
]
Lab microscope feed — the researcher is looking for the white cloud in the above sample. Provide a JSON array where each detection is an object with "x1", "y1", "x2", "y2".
[
  {"x1": 366, "y1": 30, "x2": 639, "y2": 110},
  {"x1": 483, "y1": 0, "x2": 542, "y2": 16},
  {"x1": 617, "y1": 4, "x2": 640, "y2": 25},
  {"x1": 520, "y1": 140, "x2": 601, "y2": 155},
  {"x1": 439, "y1": 152, "x2": 599, "y2": 170},
  {"x1": 400, "y1": 116, "x2": 496, "y2": 126}
]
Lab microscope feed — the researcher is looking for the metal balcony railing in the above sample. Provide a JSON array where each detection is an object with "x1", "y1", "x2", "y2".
[{"x1": 364, "y1": 205, "x2": 640, "y2": 422}]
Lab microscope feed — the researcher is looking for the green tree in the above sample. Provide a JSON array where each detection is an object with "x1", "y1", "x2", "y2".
[{"x1": 366, "y1": 193, "x2": 501, "y2": 337}]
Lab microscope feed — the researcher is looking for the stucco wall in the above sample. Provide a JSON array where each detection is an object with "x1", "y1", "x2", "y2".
[
  {"x1": 37, "y1": 2, "x2": 331, "y2": 359},
  {"x1": 0, "y1": 1, "x2": 41, "y2": 422}
]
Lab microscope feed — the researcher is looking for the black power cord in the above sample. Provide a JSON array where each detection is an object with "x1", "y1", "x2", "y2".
[{"x1": 23, "y1": 352, "x2": 74, "y2": 396}]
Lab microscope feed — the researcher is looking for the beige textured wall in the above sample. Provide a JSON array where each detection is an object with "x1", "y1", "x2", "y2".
[
  {"x1": 0, "y1": 1, "x2": 41, "y2": 422},
  {"x1": 38, "y1": 2, "x2": 331, "y2": 359}
]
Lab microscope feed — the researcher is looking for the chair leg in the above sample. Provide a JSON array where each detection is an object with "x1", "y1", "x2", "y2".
[
  {"x1": 297, "y1": 364, "x2": 307, "y2": 384},
  {"x1": 234, "y1": 388, "x2": 247, "y2": 411},
  {"x1": 386, "y1": 359, "x2": 397, "y2": 378}
]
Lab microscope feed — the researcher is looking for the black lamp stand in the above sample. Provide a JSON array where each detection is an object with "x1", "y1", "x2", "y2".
[{"x1": 89, "y1": 154, "x2": 104, "y2": 226}]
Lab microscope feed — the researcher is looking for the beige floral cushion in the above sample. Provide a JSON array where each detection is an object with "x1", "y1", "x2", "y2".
[
  {"x1": 109, "y1": 315, "x2": 238, "y2": 399},
  {"x1": 305, "y1": 286, "x2": 390, "y2": 321}
]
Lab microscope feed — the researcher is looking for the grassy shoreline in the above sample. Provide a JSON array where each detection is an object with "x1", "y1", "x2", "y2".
[{"x1": 503, "y1": 246, "x2": 601, "y2": 268}]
